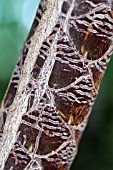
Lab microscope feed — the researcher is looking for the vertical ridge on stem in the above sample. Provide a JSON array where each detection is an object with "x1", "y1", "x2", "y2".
[{"x1": 0, "y1": 0, "x2": 113, "y2": 169}]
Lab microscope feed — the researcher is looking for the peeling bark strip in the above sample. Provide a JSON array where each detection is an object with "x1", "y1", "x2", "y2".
[{"x1": 0, "y1": 0, "x2": 113, "y2": 169}]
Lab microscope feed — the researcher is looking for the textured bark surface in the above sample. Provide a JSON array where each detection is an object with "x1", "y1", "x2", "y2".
[{"x1": 0, "y1": 0, "x2": 113, "y2": 169}]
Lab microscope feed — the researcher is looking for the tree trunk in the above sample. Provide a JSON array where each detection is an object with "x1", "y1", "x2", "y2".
[{"x1": 0, "y1": 0, "x2": 113, "y2": 169}]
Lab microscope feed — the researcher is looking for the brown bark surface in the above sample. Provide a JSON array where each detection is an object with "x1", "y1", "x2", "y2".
[{"x1": 0, "y1": 0, "x2": 113, "y2": 169}]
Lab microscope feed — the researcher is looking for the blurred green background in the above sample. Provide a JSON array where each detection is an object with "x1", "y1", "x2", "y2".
[{"x1": 0, "y1": 1, "x2": 113, "y2": 170}]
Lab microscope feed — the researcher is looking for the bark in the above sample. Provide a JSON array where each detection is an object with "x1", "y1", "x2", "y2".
[{"x1": 0, "y1": 0, "x2": 113, "y2": 169}]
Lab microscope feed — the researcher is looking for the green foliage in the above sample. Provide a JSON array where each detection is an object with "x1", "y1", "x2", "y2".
[
  {"x1": 0, "y1": 0, "x2": 27, "y2": 101},
  {"x1": 0, "y1": 1, "x2": 113, "y2": 170}
]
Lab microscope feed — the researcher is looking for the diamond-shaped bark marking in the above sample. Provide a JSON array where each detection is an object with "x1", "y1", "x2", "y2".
[{"x1": 36, "y1": 132, "x2": 64, "y2": 155}]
